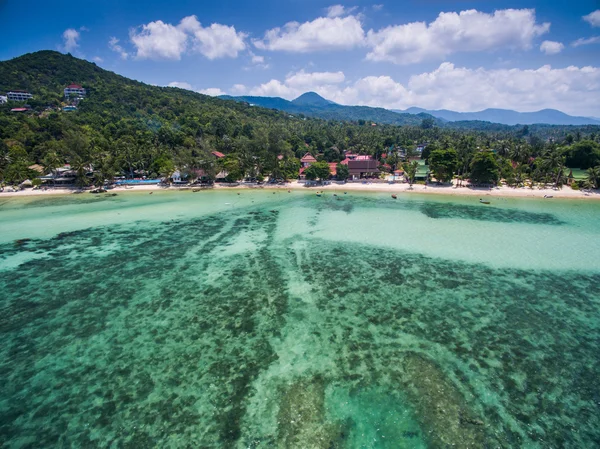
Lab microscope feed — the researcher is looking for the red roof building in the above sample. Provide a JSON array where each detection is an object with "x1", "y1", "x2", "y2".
[
  {"x1": 64, "y1": 84, "x2": 86, "y2": 98},
  {"x1": 300, "y1": 152, "x2": 317, "y2": 167},
  {"x1": 211, "y1": 151, "x2": 225, "y2": 158},
  {"x1": 11, "y1": 107, "x2": 29, "y2": 112}
]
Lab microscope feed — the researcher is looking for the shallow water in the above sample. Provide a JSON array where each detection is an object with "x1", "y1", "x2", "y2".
[{"x1": 0, "y1": 190, "x2": 599, "y2": 448}]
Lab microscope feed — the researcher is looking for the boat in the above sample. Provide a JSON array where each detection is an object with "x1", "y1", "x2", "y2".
[
  {"x1": 479, "y1": 199, "x2": 490, "y2": 204},
  {"x1": 316, "y1": 193, "x2": 322, "y2": 197},
  {"x1": 392, "y1": 194, "x2": 397, "y2": 199},
  {"x1": 544, "y1": 195, "x2": 553, "y2": 199}
]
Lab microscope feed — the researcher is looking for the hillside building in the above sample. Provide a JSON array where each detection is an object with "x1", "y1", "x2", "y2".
[
  {"x1": 7, "y1": 91, "x2": 33, "y2": 102},
  {"x1": 64, "y1": 84, "x2": 86, "y2": 98},
  {"x1": 0, "y1": 95, "x2": 6, "y2": 104}
]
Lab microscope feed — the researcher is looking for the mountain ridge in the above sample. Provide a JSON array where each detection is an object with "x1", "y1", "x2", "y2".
[{"x1": 394, "y1": 107, "x2": 600, "y2": 126}]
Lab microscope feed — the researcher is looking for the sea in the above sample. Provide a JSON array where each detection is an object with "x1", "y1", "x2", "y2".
[{"x1": 0, "y1": 189, "x2": 599, "y2": 448}]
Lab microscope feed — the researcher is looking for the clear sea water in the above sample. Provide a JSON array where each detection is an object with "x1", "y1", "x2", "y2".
[{"x1": 0, "y1": 189, "x2": 599, "y2": 448}]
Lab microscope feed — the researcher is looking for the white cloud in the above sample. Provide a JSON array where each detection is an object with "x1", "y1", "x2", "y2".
[
  {"x1": 366, "y1": 8, "x2": 550, "y2": 64},
  {"x1": 252, "y1": 54, "x2": 265, "y2": 64},
  {"x1": 231, "y1": 84, "x2": 247, "y2": 95},
  {"x1": 179, "y1": 15, "x2": 246, "y2": 59},
  {"x1": 62, "y1": 28, "x2": 80, "y2": 53},
  {"x1": 254, "y1": 15, "x2": 365, "y2": 52},
  {"x1": 92, "y1": 56, "x2": 103, "y2": 63},
  {"x1": 540, "y1": 40, "x2": 564, "y2": 55},
  {"x1": 572, "y1": 36, "x2": 600, "y2": 47},
  {"x1": 326, "y1": 5, "x2": 357, "y2": 18},
  {"x1": 242, "y1": 63, "x2": 600, "y2": 116},
  {"x1": 168, "y1": 81, "x2": 193, "y2": 90},
  {"x1": 583, "y1": 10, "x2": 600, "y2": 27},
  {"x1": 249, "y1": 70, "x2": 346, "y2": 98},
  {"x1": 130, "y1": 19, "x2": 188, "y2": 60},
  {"x1": 129, "y1": 15, "x2": 246, "y2": 60},
  {"x1": 198, "y1": 88, "x2": 226, "y2": 96},
  {"x1": 108, "y1": 37, "x2": 129, "y2": 59},
  {"x1": 372, "y1": 4, "x2": 384, "y2": 12}
]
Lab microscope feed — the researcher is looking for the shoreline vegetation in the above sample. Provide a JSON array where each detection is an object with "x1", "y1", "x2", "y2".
[{"x1": 2, "y1": 180, "x2": 598, "y2": 200}]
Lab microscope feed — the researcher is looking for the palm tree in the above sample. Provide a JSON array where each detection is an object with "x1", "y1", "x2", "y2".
[
  {"x1": 403, "y1": 161, "x2": 419, "y2": 188},
  {"x1": 42, "y1": 151, "x2": 63, "y2": 177},
  {"x1": 587, "y1": 166, "x2": 600, "y2": 190}
]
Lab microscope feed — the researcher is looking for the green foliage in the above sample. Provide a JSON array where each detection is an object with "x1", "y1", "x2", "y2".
[
  {"x1": 403, "y1": 160, "x2": 419, "y2": 186},
  {"x1": 587, "y1": 166, "x2": 600, "y2": 189},
  {"x1": 305, "y1": 161, "x2": 331, "y2": 181},
  {"x1": 429, "y1": 148, "x2": 458, "y2": 183},
  {"x1": 0, "y1": 51, "x2": 599, "y2": 187},
  {"x1": 563, "y1": 140, "x2": 600, "y2": 169},
  {"x1": 469, "y1": 151, "x2": 500, "y2": 185},
  {"x1": 336, "y1": 163, "x2": 349, "y2": 181}
]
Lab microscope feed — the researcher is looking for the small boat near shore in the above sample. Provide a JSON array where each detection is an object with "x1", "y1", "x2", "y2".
[
  {"x1": 479, "y1": 199, "x2": 490, "y2": 204},
  {"x1": 392, "y1": 194, "x2": 397, "y2": 199}
]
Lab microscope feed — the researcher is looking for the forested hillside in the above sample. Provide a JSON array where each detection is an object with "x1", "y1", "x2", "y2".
[{"x1": 0, "y1": 51, "x2": 599, "y2": 188}]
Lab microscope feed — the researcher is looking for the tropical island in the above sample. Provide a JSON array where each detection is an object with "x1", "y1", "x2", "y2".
[{"x1": 1, "y1": 51, "x2": 600, "y2": 198}]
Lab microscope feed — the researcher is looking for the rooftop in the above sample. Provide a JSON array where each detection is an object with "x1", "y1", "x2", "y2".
[{"x1": 301, "y1": 152, "x2": 317, "y2": 163}]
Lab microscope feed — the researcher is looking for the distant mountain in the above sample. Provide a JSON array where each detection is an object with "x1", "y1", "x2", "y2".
[
  {"x1": 394, "y1": 107, "x2": 600, "y2": 126},
  {"x1": 220, "y1": 92, "x2": 437, "y2": 126},
  {"x1": 291, "y1": 91, "x2": 335, "y2": 107}
]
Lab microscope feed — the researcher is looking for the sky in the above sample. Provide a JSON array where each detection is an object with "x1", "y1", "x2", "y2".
[{"x1": 1, "y1": 0, "x2": 600, "y2": 116}]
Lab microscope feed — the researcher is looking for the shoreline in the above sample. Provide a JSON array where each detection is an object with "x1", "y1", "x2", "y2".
[{"x1": 1, "y1": 180, "x2": 598, "y2": 200}]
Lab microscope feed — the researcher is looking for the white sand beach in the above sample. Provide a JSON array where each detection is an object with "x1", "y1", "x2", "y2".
[{"x1": 1, "y1": 180, "x2": 598, "y2": 200}]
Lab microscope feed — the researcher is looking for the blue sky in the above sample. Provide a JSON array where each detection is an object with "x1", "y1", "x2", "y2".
[{"x1": 1, "y1": 0, "x2": 600, "y2": 115}]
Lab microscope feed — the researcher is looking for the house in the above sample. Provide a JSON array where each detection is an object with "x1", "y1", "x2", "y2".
[
  {"x1": 11, "y1": 107, "x2": 29, "y2": 113},
  {"x1": 0, "y1": 95, "x2": 6, "y2": 104},
  {"x1": 64, "y1": 84, "x2": 86, "y2": 98},
  {"x1": 172, "y1": 170, "x2": 188, "y2": 184},
  {"x1": 328, "y1": 163, "x2": 337, "y2": 177},
  {"x1": 348, "y1": 159, "x2": 380, "y2": 180},
  {"x1": 7, "y1": 91, "x2": 33, "y2": 101},
  {"x1": 300, "y1": 152, "x2": 317, "y2": 167},
  {"x1": 211, "y1": 151, "x2": 225, "y2": 159}
]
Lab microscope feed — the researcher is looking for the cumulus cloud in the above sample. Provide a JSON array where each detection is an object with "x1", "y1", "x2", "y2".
[
  {"x1": 242, "y1": 64, "x2": 600, "y2": 116},
  {"x1": 130, "y1": 20, "x2": 188, "y2": 60},
  {"x1": 62, "y1": 28, "x2": 80, "y2": 53},
  {"x1": 231, "y1": 84, "x2": 247, "y2": 94},
  {"x1": 249, "y1": 70, "x2": 346, "y2": 98},
  {"x1": 109, "y1": 37, "x2": 129, "y2": 59},
  {"x1": 198, "y1": 88, "x2": 226, "y2": 96},
  {"x1": 366, "y1": 8, "x2": 550, "y2": 64},
  {"x1": 92, "y1": 56, "x2": 103, "y2": 63},
  {"x1": 326, "y1": 5, "x2": 357, "y2": 18},
  {"x1": 372, "y1": 4, "x2": 384, "y2": 12},
  {"x1": 583, "y1": 10, "x2": 600, "y2": 27},
  {"x1": 540, "y1": 40, "x2": 564, "y2": 55},
  {"x1": 168, "y1": 81, "x2": 193, "y2": 90},
  {"x1": 572, "y1": 36, "x2": 600, "y2": 47},
  {"x1": 179, "y1": 15, "x2": 246, "y2": 59},
  {"x1": 254, "y1": 15, "x2": 365, "y2": 52},
  {"x1": 129, "y1": 15, "x2": 246, "y2": 60}
]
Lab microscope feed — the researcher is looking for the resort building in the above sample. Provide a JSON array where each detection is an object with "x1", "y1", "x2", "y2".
[
  {"x1": 7, "y1": 91, "x2": 33, "y2": 102},
  {"x1": 348, "y1": 159, "x2": 379, "y2": 180},
  {"x1": 300, "y1": 152, "x2": 317, "y2": 167},
  {"x1": 211, "y1": 151, "x2": 225, "y2": 159},
  {"x1": 64, "y1": 84, "x2": 86, "y2": 98}
]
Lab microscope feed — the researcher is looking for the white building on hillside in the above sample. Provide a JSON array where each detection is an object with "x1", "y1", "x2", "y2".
[
  {"x1": 7, "y1": 91, "x2": 33, "y2": 101},
  {"x1": 0, "y1": 95, "x2": 7, "y2": 104},
  {"x1": 64, "y1": 84, "x2": 86, "y2": 98}
]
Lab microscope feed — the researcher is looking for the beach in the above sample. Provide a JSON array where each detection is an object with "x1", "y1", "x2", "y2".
[{"x1": 2, "y1": 179, "x2": 598, "y2": 200}]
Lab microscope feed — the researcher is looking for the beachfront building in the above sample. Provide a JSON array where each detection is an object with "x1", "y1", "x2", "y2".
[
  {"x1": 7, "y1": 91, "x2": 33, "y2": 102},
  {"x1": 300, "y1": 152, "x2": 317, "y2": 167},
  {"x1": 64, "y1": 84, "x2": 86, "y2": 98},
  {"x1": 348, "y1": 159, "x2": 380, "y2": 180}
]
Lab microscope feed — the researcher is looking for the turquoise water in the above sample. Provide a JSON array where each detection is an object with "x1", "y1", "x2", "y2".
[{"x1": 0, "y1": 190, "x2": 599, "y2": 448}]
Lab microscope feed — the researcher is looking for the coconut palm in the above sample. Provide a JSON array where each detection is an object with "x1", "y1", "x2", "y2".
[{"x1": 587, "y1": 166, "x2": 600, "y2": 190}]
